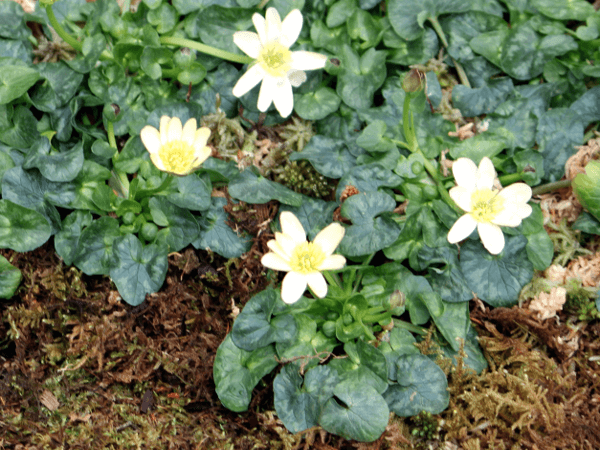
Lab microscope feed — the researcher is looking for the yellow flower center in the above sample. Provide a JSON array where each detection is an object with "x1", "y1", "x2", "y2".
[
  {"x1": 289, "y1": 242, "x2": 326, "y2": 274},
  {"x1": 159, "y1": 140, "x2": 195, "y2": 175},
  {"x1": 258, "y1": 41, "x2": 292, "y2": 78},
  {"x1": 470, "y1": 188, "x2": 504, "y2": 223}
]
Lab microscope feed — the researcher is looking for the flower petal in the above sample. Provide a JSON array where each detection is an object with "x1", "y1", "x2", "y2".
[
  {"x1": 252, "y1": 12, "x2": 267, "y2": 45},
  {"x1": 318, "y1": 254, "x2": 346, "y2": 271},
  {"x1": 477, "y1": 222, "x2": 504, "y2": 255},
  {"x1": 452, "y1": 157, "x2": 478, "y2": 191},
  {"x1": 149, "y1": 152, "x2": 166, "y2": 172},
  {"x1": 261, "y1": 252, "x2": 292, "y2": 272},
  {"x1": 313, "y1": 223, "x2": 345, "y2": 256},
  {"x1": 167, "y1": 116, "x2": 183, "y2": 142},
  {"x1": 280, "y1": 9, "x2": 303, "y2": 48},
  {"x1": 233, "y1": 31, "x2": 262, "y2": 59},
  {"x1": 279, "y1": 211, "x2": 306, "y2": 244},
  {"x1": 306, "y1": 272, "x2": 328, "y2": 298},
  {"x1": 497, "y1": 182, "x2": 532, "y2": 204},
  {"x1": 272, "y1": 77, "x2": 293, "y2": 117},
  {"x1": 271, "y1": 232, "x2": 297, "y2": 259},
  {"x1": 257, "y1": 74, "x2": 277, "y2": 112},
  {"x1": 449, "y1": 186, "x2": 473, "y2": 212},
  {"x1": 281, "y1": 271, "x2": 307, "y2": 304},
  {"x1": 447, "y1": 214, "x2": 477, "y2": 244},
  {"x1": 290, "y1": 51, "x2": 328, "y2": 71},
  {"x1": 191, "y1": 145, "x2": 211, "y2": 168},
  {"x1": 140, "y1": 125, "x2": 161, "y2": 154},
  {"x1": 476, "y1": 157, "x2": 496, "y2": 190},
  {"x1": 194, "y1": 127, "x2": 211, "y2": 147},
  {"x1": 265, "y1": 7, "x2": 282, "y2": 43},
  {"x1": 491, "y1": 208, "x2": 522, "y2": 227},
  {"x1": 181, "y1": 118, "x2": 197, "y2": 146},
  {"x1": 159, "y1": 115, "x2": 171, "y2": 145},
  {"x1": 288, "y1": 69, "x2": 306, "y2": 87},
  {"x1": 232, "y1": 64, "x2": 265, "y2": 98}
]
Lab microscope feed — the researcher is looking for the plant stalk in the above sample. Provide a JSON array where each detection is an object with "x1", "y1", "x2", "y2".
[{"x1": 160, "y1": 36, "x2": 254, "y2": 65}]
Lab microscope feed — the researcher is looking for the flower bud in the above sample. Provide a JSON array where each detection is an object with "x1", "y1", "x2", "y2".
[{"x1": 402, "y1": 69, "x2": 424, "y2": 93}]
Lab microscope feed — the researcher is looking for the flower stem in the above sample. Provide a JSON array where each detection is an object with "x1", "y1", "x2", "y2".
[
  {"x1": 45, "y1": 4, "x2": 82, "y2": 52},
  {"x1": 427, "y1": 16, "x2": 471, "y2": 89},
  {"x1": 532, "y1": 179, "x2": 572, "y2": 196},
  {"x1": 393, "y1": 319, "x2": 427, "y2": 335},
  {"x1": 323, "y1": 271, "x2": 343, "y2": 290},
  {"x1": 160, "y1": 36, "x2": 254, "y2": 65},
  {"x1": 107, "y1": 121, "x2": 117, "y2": 149},
  {"x1": 498, "y1": 172, "x2": 524, "y2": 186},
  {"x1": 351, "y1": 253, "x2": 375, "y2": 294}
]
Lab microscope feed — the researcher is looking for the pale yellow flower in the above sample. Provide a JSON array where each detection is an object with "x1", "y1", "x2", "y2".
[
  {"x1": 232, "y1": 7, "x2": 328, "y2": 117},
  {"x1": 261, "y1": 211, "x2": 346, "y2": 304},
  {"x1": 140, "y1": 116, "x2": 211, "y2": 176},
  {"x1": 447, "y1": 157, "x2": 533, "y2": 255}
]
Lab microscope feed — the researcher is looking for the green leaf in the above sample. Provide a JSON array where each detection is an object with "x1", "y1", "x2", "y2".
[
  {"x1": 439, "y1": 325, "x2": 488, "y2": 374},
  {"x1": 531, "y1": 0, "x2": 594, "y2": 21},
  {"x1": 294, "y1": 87, "x2": 342, "y2": 121},
  {"x1": 29, "y1": 62, "x2": 84, "y2": 112},
  {"x1": 0, "y1": 105, "x2": 40, "y2": 149},
  {"x1": 72, "y1": 216, "x2": 121, "y2": 276},
  {"x1": 290, "y1": 135, "x2": 360, "y2": 179},
  {"x1": 148, "y1": 197, "x2": 199, "y2": 252},
  {"x1": 336, "y1": 164, "x2": 402, "y2": 201},
  {"x1": 336, "y1": 46, "x2": 387, "y2": 110},
  {"x1": 0, "y1": 200, "x2": 51, "y2": 252},
  {"x1": 183, "y1": 62, "x2": 240, "y2": 116},
  {"x1": 572, "y1": 212, "x2": 600, "y2": 235},
  {"x1": 147, "y1": 3, "x2": 177, "y2": 33},
  {"x1": 0, "y1": 2, "x2": 29, "y2": 40},
  {"x1": 573, "y1": 160, "x2": 600, "y2": 222},
  {"x1": 228, "y1": 169, "x2": 303, "y2": 206},
  {"x1": 570, "y1": 86, "x2": 600, "y2": 129},
  {"x1": 109, "y1": 234, "x2": 168, "y2": 306},
  {"x1": 452, "y1": 77, "x2": 513, "y2": 117},
  {"x1": 526, "y1": 229, "x2": 554, "y2": 271},
  {"x1": 0, "y1": 59, "x2": 39, "y2": 105},
  {"x1": 327, "y1": 0, "x2": 358, "y2": 28},
  {"x1": 339, "y1": 191, "x2": 401, "y2": 257},
  {"x1": 193, "y1": 197, "x2": 252, "y2": 259},
  {"x1": 536, "y1": 108, "x2": 583, "y2": 182},
  {"x1": 422, "y1": 246, "x2": 473, "y2": 304},
  {"x1": 383, "y1": 354, "x2": 449, "y2": 416},
  {"x1": 460, "y1": 236, "x2": 534, "y2": 307},
  {"x1": 0, "y1": 253, "x2": 21, "y2": 299},
  {"x1": 385, "y1": 27, "x2": 439, "y2": 66},
  {"x1": 231, "y1": 289, "x2": 297, "y2": 352},
  {"x1": 433, "y1": 301, "x2": 470, "y2": 352},
  {"x1": 449, "y1": 134, "x2": 506, "y2": 161},
  {"x1": 319, "y1": 379, "x2": 389, "y2": 442},
  {"x1": 140, "y1": 46, "x2": 172, "y2": 80},
  {"x1": 23, "y1": 139, "x2": 84, "y2": 183},
  {"x1": 214, "y1": 334, "x2": 279, "y2": 412},
  {"x1": 166, "y1": 173, "x2": 212, "y2": 211},
  {"x1": 55, "y1": 210, "x2": 93, "y2": 266},
  {"x1": 274, "y1": 365, "x2": 340, "y2": 434}
]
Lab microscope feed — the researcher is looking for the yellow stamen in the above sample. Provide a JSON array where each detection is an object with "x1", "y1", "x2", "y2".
[
  {"x1": 470, "y1": 188, "x2": 504, "y2": 223},
  {"x1": 289, "y1": 242, "x2": 326, "y2": 274},
  {"x1": 159, "y1": 140, "x2": 195, "y2": 175},
  {"x1": 258, "y1": 41, "x2": 292, "y2": 78}
]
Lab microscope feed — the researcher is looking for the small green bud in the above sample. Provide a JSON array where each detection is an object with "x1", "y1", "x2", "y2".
[
  {"x1": 402, "y1": 68, "x2": 424, "y2": 93},
  {"x1": 140, "y1": 222, "x2": 159, "y2": 242},
  {"x1": 103, "y1": 103, "x2": 120, "y2": 122},
  {"x1": 322, "y1": 321, "x2": 337, "y2": 338}
]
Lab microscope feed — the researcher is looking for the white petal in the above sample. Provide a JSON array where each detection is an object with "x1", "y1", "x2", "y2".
[
  {"x1": 257, "y1": 74, "x2": 277, "y2": 112},
  {"x1": 313, "y1": 223, "x2": 345, "y2": 256},
  {"x1": 272, "y1": 77, "x2": 294, "y2": 117},
  {"x1": 280, "y1": 9, "x2": 303, "y2": 48},
  {"x1": 318, "y1": 254, "x2": 346, "y2": 271},
  {"x1": 167, "y1": 116, "x2": 182, "y2": 142},
  {"x1": 477, "y1": 222, "x2": 505, "y2": 255},
  {"x1": 149, "y1": 153, "x2": 166, "y2": 171},
  {"x1": 306, "y1": 272, "x2": 328, "y2": 298},
  {"x1": 452, "y1": 158, "x2": 478, "y2": 191},
  {"x1": 140, "y1": 125, "x2": 161, "y2": 154},
  {"x1": 491, "y1": 208, "x2": 522, "y2": 227},
  {"x1": 272, "y1": 232, "x2": 298, "y2": 258},
  {"x1": 476, "y1": 157, "x2": 496, "y2": 190},
  {"x1": 290, "y1": 51, "x2": 328, "y2": 71},
  {"x1": 194, "y1": 127, "x2": 211, "y2": 147},
  {"x1": 252, "y1": 12, "x2": 267, "y2": 45},
  {"x1": 265, "y1": 7, "x2": 282, "y2": 43},
  {"x1": 261, "y1": 252, "x2": 292, "y2": 272},
  {"x1": 288, "y1": 70, "x2": 306, "y2": 87},
  {"x1": 181, "y1": 118, "x2": 197, "y2": 146},
  {"x1": 233, "y1": 31, "x2": 262, "y2": 59},
  {"x1": 192, "y1": 145, "x2": 211, "y2": 167},
  {"x1": 449, "y1": 186, "x2": 473, "y2": 212},
  {"x1": 232, "y1": 64, "x2": 266, "y2": 98},
  {"x1": 447, "y1": 214, "x2": 477, "y2": 244},
  {"x1": 514, "y1": 203, "x2": 532, "y2": 219},
  {"x1": 159, "y1": 115, "x2": 170, "y2": 145},
  {"x1": 281, "y1": 271, "x2": 307, "y2": 304},
  {"x1": 279, "y1": 211, "x2": 306, "y2": 244},
  {"x1": 498, "y1": 183, "x2": 532, "y2": 204}
]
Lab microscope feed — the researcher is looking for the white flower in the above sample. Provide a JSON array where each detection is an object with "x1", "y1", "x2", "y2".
[
  {"x1": 232, "y1": 7, "x2": 328, "y2": 117},
  {"x1": 261, "y1": 211, "x2": 346, "y2": 304},
  {"x1": 140, "y1": 116, "x2": 211, "y2": 176},
  {"x1": 447, "y1": 157, "x2": 533, "y2": 255}
]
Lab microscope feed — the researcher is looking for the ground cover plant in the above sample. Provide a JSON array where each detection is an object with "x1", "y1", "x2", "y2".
[{"x1": 1, "y1": 0, "x2": 600, "y2": 448}]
